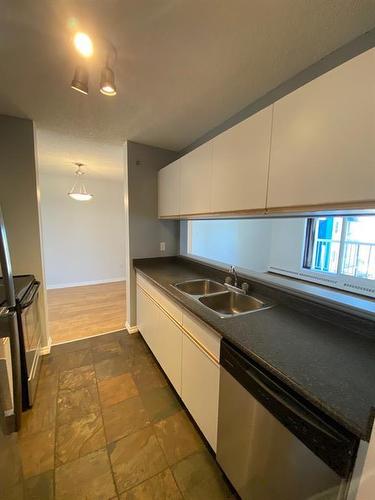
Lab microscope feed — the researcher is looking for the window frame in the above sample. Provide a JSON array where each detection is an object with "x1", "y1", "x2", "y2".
[{"x1": 301, "y1": 216, "x2": 375, "y2": 296}]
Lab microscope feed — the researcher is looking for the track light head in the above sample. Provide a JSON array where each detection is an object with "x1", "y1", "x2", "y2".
[
  {"x1": 100, "y1": 66, "x2": 117, "y2": 96},
  {"x1": 71, "y1": 66, "x2": 89, "y2": 95}
]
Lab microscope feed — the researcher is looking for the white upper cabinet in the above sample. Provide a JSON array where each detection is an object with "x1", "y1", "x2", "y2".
[
  {"x1": 180, "y1": 142, "x2": 212, "y2": 215},
  {"x1": 211, "y1": 106, "x2": 273, "y2": 213},
  {"x1": 267, "y1": 48, "x2": 375, "y2": 210},
  {"x1": 158, "y1": 159, "x2": 181, "y2": 217}
]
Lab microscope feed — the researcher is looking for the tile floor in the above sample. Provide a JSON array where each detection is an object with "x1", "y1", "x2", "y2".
[{"x1": 19, "y1": 330, "x2": 234, "y2": 499}]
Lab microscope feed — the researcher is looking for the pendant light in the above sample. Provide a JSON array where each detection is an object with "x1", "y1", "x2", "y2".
[
  {"x1": 71, "y1": 66, "x2": 89, "y2": 95},
  {"x1": 68, "y1": 163, "x2": 93, "y2": 201}
]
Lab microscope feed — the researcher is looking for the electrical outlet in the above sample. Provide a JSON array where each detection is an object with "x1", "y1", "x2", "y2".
[{"x1": 160, "y1": 241, "x2": 166, "y2": 252}]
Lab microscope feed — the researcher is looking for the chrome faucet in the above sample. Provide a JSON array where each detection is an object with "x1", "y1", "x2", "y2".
[
  {"x1": 230, "y1": 265, "x2": 238, "y2": 287},
  {"x1": 225, "y1": 265, "x2": 250, "y2": 294}
]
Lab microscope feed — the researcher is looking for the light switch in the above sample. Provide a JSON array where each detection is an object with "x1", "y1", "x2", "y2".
[{"x1": 160, "y1": 241, "x2": 166, "y2": 252}]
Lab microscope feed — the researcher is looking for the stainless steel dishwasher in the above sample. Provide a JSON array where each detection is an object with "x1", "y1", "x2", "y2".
[{"x1": 217, "y1": 340, "x2": 358, "y2": 500}]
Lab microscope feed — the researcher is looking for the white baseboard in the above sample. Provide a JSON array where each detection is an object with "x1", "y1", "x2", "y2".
[
  {"x1": 125, "y1": 321, "x2": 139, "y2": 334},
  {"x1": 40, "y1": 336, "x2": 52, "y2": 355},
  {"x1": 51, "y1": 329, "x2": 125, "y2": 346},
  {"x1": 47, "y1": 277, "x2": 126, "y2": 290}
]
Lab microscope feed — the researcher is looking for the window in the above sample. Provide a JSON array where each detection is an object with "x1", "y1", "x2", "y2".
[
  {"x1": 303, "y1": 216, "x2": 375, "y2": 280},
  {"x1": 184, "y1": 215, "x2": 375, "y2": 298}
]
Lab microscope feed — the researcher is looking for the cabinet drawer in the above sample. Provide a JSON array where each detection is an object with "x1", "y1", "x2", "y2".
[
  {"x1": 182, "y1": 312, "x2": 221, "y2": 362},
  {"x1": 136, "y1": 273, "x2": 183, "y2": 324}
]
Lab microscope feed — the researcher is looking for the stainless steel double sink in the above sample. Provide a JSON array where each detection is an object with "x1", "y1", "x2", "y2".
[{"x1": 173, "y1": 279, "x2": 273, "y2": 318}]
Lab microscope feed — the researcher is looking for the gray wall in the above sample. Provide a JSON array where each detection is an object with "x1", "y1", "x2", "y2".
[
  {"x1": 0, "y1": 115, "x2": 49, "y2": 346},
  {"x1": 125, "y1": 141, "x2": 179, "y2": 327}
]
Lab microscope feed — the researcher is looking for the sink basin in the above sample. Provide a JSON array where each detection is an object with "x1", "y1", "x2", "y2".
[
  {"x1": 173, "y1": 279, "x2": 227, "y2": 296},
  {"x1": 199, "y1": 291, "x2": 273, "y2": 317}
]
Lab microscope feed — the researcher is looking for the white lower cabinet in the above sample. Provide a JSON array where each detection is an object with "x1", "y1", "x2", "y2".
[
  {"x1": 181, "y1": 334, "x2": 219, "y2": 451},
  {"x1": 136, "y1": 286, "x2": 182, "y2": 395},
  {"x1": 136, "y1": 276, "x2": 220, "y2": 451},
  {"x1": 156, "y1": 308, "x2": 182, "y2": 395},
  {"x1": 136, "y1": 285, "x2": 157, "y2": 352}
]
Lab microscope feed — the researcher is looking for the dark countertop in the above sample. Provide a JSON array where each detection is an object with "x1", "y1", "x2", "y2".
[{"x1": 134, "y1": 256, "x2": 375, "y2": 441}]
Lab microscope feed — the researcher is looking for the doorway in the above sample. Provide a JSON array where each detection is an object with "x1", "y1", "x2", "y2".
[{"x1": 38, "y1": 132, "x2": 127, "y2": 345}]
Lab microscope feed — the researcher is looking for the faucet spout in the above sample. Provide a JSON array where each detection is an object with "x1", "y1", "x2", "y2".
[{"x1": 230, "y1": 265, "x2": 238, "y2": 287}]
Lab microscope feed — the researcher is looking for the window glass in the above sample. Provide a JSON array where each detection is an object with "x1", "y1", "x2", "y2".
[
  {"x1": 185, "y1": 214, "x2": 375, "y2": 298},
  {"x1": 341, "y1": 216, "x2": 375, "y2": 279},
  {"x1": 303, "y1": 215, "x2": 375, "y2": 280},
  {"x1": 308, "y1": 217, "x2": 342, "y2": 273}
]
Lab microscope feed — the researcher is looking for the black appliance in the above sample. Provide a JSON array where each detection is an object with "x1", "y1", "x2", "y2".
[{"x1": 0, "y1": 275, "x2": 41, "y2": 409}]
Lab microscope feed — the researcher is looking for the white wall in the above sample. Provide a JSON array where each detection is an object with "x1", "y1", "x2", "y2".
[
  {"x1": 182, "y1": 217, "x2": 306, "y2": 275},
  {"x1": 190, "y1": 219, "x2": 273, "y2": 272},
  {"x1": 268, "y1": 218, "x2": 306, "y2": 273},
  {"x1": 40, "y1": 172, "x2": 126, "y2": 288}
]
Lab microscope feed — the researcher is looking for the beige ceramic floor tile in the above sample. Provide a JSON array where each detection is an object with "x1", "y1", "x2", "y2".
[
  {"x1": 102, "y1": 396, "x2": 150, "y2": 443},
  {"x1": 59, "y1": 365, "x2": 96, "y2": 391},
  {"x1": 153, "y1": 411, "x2": 203, "y2": 465},
  {"x1": 95, "y1": 355, "x2": 132, "y2": 381},
  {"x1": 19, "y1": 429, "x2": 55, "y2": 479},
  {"x1": 52, "y1": 348, "x2": 94, "y2": 371},
  {"x1": 140, "y1": 386, "x2": 181, "y2": 423},
  {"x1": 120, "y1": 468, "x2": 182, "y2": 499},
  {"x1": 132, "y1": 358, "x2": 168, "y2": 393},
  {"x1": 92, "y1": 339, "x2": 124, "y2": 363},
  {"x1": 57, "y1": 384, "x2": 100, "y2": 426},
  {"x1": 19, "y1": 394, "x2": 56, "y2": 437},
  {"x1": 171, "y1": 450, "x2": 232, "y2": 500},
  {"x1": 55, "y1": 448, "x2": 116, "y2": 500},
  {"x1": 108, "y1": 426, "x2": 167, "y2": 493},
  {"x1": 56, "y1": 411, "x2": 106, "y2": 466},
  {"x1": 98, "y1": 373, "x2": 139, "y2": 408},
  {"x1": 24, "y1": 470, "x2": 54, "y2": 500}
]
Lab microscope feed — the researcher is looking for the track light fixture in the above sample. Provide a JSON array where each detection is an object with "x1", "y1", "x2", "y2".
[
  {"x1": 71, "y1": 66, "x2": 89, "y2": 95},
  {"x1": 71, "y1": 33, "x2": 117, "y2": 97}
]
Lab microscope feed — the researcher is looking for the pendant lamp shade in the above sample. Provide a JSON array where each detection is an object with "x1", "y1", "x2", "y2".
[{"x1": 68, "y1": 163, "x2": 93, "y2": 201}]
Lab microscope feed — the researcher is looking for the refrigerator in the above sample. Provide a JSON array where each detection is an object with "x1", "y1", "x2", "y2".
[{"x1": 0, "y1": 205, "x2": 25, "y2": 498}]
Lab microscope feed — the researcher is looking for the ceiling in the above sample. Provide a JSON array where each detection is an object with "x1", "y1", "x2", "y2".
[
  {"x1": 36, "y1": 129, "x2": 124, "y2": 180},
  {"x1": 1, "y1": 1, "x2": 375, "y2": 178}
]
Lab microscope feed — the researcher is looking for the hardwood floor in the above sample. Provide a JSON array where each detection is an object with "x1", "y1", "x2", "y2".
[{"x1": 47, "y1": 282, "x2": 126, "y2": 344}]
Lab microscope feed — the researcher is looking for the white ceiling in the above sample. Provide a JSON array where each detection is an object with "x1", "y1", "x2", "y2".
[
  {"x1": 1, "y1": 1, "x2": 375, "y2": 178},
  {"x1": 36, "y1": 129, "x2": 124, "y2": 180}
]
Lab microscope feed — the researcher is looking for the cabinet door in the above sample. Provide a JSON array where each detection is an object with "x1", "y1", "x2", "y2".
[
  {"x1": 268, "y1": 48, "x2": 375, "y2": 210},
  {"x1": 156, "y1": 312, "x2": 182, "y2": 395},
  {"x1": 180, "y1": 142, "x2": 212, "y2": 215},
  {"x1": 136, "y1": 285, "x2": 182, "y2": 395},
  {"x1": 158, "y1": 159, "x2": 180, "y2": 217},
  {"x1": 136, "y1": 286, "x2": 157, "y2": 352},
  {"x1": 211, "y1": 106, "x2": 272, "y2": 213},
  {"x1": 181, "y1": 334, "x2": 219, "y2": 451}
]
